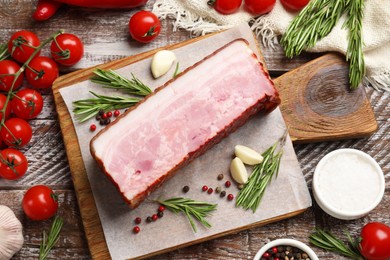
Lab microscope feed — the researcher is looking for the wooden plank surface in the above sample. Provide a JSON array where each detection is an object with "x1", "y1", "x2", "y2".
[{"x1": 0, "y1": 0, "x2": 389, "y2": 259}]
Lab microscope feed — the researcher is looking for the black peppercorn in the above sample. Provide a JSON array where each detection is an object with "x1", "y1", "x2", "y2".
[
  {"x1": 96, "y1": 115, "x2": 101, "y2": 121},
  {"x1": 157, "y1": 211, "x2": 164, "y2": 218},
  {"x1": 220, "y1": 191, "x2": 226, "y2": 198},
  {"x1": 182, "y1": 185, "x2": 190, "y2": 193},
  {"x1": 217, "y1": 174, "x2": 224, "y2": 180},
  {"x1": 146, "y1": 216, "x2": 152, "y2": 223},
  {"x1": 98, "y1": 109, "x2": 105, "y2": 116},
  {"x1": 104, "y1": 118, "x2": 111, "y2": 125}
]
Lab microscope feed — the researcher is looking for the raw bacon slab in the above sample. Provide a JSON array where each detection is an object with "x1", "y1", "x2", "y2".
[{"x1": 90, "y1": 39, "x2": 281, "y2": 208}]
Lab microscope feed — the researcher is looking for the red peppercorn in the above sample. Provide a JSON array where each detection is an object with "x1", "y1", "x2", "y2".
[
  {"x1": 207, "y1": 188, "x2": 213, "y2": 194},
  {"x1": 107, "y1": 111, "x2": 113, "y2": 118},
  {"x1": 262, "y1": 252, "x2": 270, "y2": 258},
  {"x1": 227, "y1": 194, "x2": 234, "y2": 201},
  {"x1": 133, "y1": 226, "x2": 140, "y2": 234},
  {"x1": 158, "y1": 205, "x2": 165, "y2": 212},
  {"x1": 225, "y1": 181, "x2": 231, "y2": 188},
  {"x1": 101, "y1": 113, "x2": 107, "y2": 119},
  {"x1": 202, "y1": 185, "x2": 208, "y2": 191},
  {"x1": 134, "y1": 217, "x2": 141, "y2": 224},
  {"x1": 114, "y1": 110, "x2": 120, "y2": 117},
  {"x1": 272, "y1": 247, "x2": 278, "y2": 254},
  {"x1": 90, "y1": 124, "x2": 96, "y2": 132},
  {"x1": 152, "y1": 214, "x2": 158, "y2": 221},
  {"x1": 274, "y1": 258, "x2": 280, "y2": 260}
]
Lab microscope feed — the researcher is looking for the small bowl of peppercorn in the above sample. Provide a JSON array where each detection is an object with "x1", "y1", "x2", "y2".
[{"x1": 254, "y1": 238, "x2": 319, "y2": 260}]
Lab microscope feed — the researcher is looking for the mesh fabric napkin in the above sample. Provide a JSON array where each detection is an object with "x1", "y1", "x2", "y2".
[{"x1": 153, "y1": 0, "x2": 390, "y2": 90}]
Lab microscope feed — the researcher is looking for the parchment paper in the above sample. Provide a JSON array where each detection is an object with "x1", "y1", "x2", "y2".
[{"x1": 59, "y1": 24, "x2": 311, "y2": 260}]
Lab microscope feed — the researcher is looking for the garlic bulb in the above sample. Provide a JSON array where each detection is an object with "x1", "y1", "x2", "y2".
[
  {"x1": 151, "y1": 50, "x2": 176, "y2": 78},
  {"x1": 0, "y1": 205, "x2": 24, "y2": 260}
]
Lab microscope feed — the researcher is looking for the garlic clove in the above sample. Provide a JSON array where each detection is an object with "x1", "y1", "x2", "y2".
[
  {"x1": 234, "y1": 145, "x2": 263, "y2": 165},
  {"x1": 151, "y1": 50, "x2": 176, "y2": 78},
  {"x1": 0, "y1": 205, "x2": 24, "y2": 260},
  {"x1": 230, "y1": 157, "x2": 248, "y2": 184}
]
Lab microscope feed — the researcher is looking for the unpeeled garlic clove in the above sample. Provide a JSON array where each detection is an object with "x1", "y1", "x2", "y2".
[
  {"x1": 230, "y1": 157, "x2": 248, "y2": 184},
  {"x1": 234, "y1": 145, "x2": 263, "y2": 165},
  {"x1": 151, "y1": 50, "x2": 176, "y2": 78}
]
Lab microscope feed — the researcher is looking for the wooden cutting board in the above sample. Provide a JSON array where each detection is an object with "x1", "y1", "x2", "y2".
[{"x1": 52, "y1": 34, "x2": 376, "y2": 259}]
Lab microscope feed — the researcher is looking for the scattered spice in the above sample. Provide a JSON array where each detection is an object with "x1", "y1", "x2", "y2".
[
  {"x1": 133, "y1": 226, "x2": 140, "y2": 234},
  {"x1": 106, "y1": 111, "x2": 112, "y2": 118},
  {"x1": 227, "y1": 194, "x2": 234, "y2": 201},
  {"x1": 114, "y1": 110, "x2": 120, "y2": 117},
  {"x1": 134, "y1": 217, "x2": 141, "y2": 224},
  {"x1": 182, "y1": 185, "x2": 190, "y2": 193},
  {"x1": 152, "y1": 214, "x2": 158, "y2": 221},
  {"x1": 215, "y1": 186, "x2": 221, "y2": 193},
  {"x1": 157, "y1": 211, "x2": 164, "y2": 218},
  {"x1": 202, "y1": 185, "x2": 208, "y2": 192},
  {"x1": 225, "y1": 181, "x2": 231, "y2": 188},
  {"x1": 158, "y1": 205, "x2": 165, "y2": 212},
  {"x1": 207, "y1": 188, "x2": 213, "y2": 194},
  {"x1": 146, "y1": 216, "x2": 152, "y2": 223},
  {"x1": 217, "y1": 173, "x2": 224, "y2": 180},
  {"x1": 220, "y1": 191, "x2": 226, "y2": 198},
  {"x1": 89, "y1": 124, "x2": 96, "y2": 132}
]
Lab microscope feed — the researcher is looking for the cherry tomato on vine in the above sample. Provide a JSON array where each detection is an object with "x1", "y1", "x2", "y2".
[
  {"x1": 208, "y1": 0, "x2": 242, "y2": 15},
  {"x1": 0, "y1": 118, "x2": 32, "y2": 147},
  {"x1": 25, "y1": 56, "x2": 59, "y2": 89},
  {"x1": 50, "y1": 33, "x2": 84, "y2": 66},
  {"x1": 0, "y1": 93, "x2": 11, "y2": 122},
  {"x1": 0, "y1": 60, "x2": 24, "y2": 92},
  {"x1": 8, "y1": 30, "x2": 41, "y2": 64},
  {"x1": 22, "y1": 185, "x2": 58, "y2": 220},
  {"x1": 0, "y1": 148, "x2": 28, "y2": 180},
  {"x1": 11, "y1": 89, "x2": 44, "y2": 119},
  {"x1": 280, "y1": 0, "x2": 309, "y2": 11},
  {"x1": 359, "y1": 222, "x2": 390, "y2": 260},
  {"x1": 244, "y1": 0, "x2": 276, "y2": 15},
  {"x1": 129, "y1": 11, "x2": 161, "y2": 43}
]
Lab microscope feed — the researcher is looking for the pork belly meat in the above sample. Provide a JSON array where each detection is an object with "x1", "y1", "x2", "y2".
[{"x1": 90, "y1": 39, "x2": 281, "y2": 208}]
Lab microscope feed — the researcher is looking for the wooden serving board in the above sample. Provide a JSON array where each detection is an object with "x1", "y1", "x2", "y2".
[{"x1": 52, "y1": 31, "x2": 376, "y2": 259}]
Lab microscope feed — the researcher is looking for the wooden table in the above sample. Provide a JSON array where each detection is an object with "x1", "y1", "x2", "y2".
[{"x1": 1, "y1": 1, "x2": 388, "y2": 259}]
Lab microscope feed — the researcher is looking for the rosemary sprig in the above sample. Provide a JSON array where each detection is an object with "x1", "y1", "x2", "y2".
[
  {"x1": 90, "y1": 69, "x2": 152, "y2": 96},
  {"x1": 309, "y1": 229, "x2": 364, "y2": 259},
  {"x1": 158, "y1": 197, "x2": 217, "y2": 232},
  {"x1": 72, "y1": 91, "x2": 140, "y2": 122},
  {"x1": 281, "y1": 0, "x2": 365, "y2": 88},
  {"x1": 39, "y1": 216, "x2": 64, "y2": 260},
  {"x1": 236, "y1": 134, "x2": 286, "y2": 212},
  {"x1": 0, "y1": 43, "x2": 10, "y2": 61}
]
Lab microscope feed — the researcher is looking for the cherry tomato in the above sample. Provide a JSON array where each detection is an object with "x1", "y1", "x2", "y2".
[
  {"x1": 244, "y1": 0, "x2": 276, "y2": 15},
  {"x1": 25, "y1": 56, "x2": 59, "y2": 89},
  {"x1": 50, "y1": 33, "x2": 84, "y2": 66},
  {"x1": 0, "y1": 118, "x2": 32, "y2": 147},
  {"x1": 11, "y1": 89, "x2": 44, "y2": 119},
  {"x1": 208, "y1": 0, "x2": 242, "y2": 14},
  {"x1": 22, "y1": 185, "x2": 58, "y2": 220},
  {"x1": 0, "y1": 93, "x2": 11, "y2": 122},
  {"x1": 360, "y1": 222, "x2": 390, "y2": 260},
  {"x1": 8, "y1": 30, "x2": 41, "y2": 64},
  {"x1": 129, "y1": 11, "x2": 161, "y2": 43},
  {"x1": 280, "y1": 0, "x2": 309, "y2": 11},
  {"x1": 0, "y1": 60, "x2": 24, "y2": 92},
  {"x1": 0, "y1": 148, "x2": 28, "y2": 180}
]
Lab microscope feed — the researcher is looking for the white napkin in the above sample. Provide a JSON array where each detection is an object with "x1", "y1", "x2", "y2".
[{"x1": 153, "y1": 0, "x2": 390, "y2": 90}]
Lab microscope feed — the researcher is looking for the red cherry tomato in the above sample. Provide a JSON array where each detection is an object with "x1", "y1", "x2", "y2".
[
  {"x1": 22, "y1": 185, "x2": 58, "y2": 220},
  {"x1": 50, "y1": 33, "x2": 84, "y2": 66},
  {"x1": 11, "y1": 89, "x2": 44, "y2": 119},
  {"x1": 129, "y1": 11, "x2": 161, "y2": 43},
  {"x1": 0, "y1": 60, "x2": 24, "y2": 92},
  {"x1": 359, "y1": 222, "x2": 390, "y2": 260},
  {"x1": 208, "y1": 0, "x2": 242, "y2": 14},
  {"x1": 0, "y1": 93, "x2": 11, "y2": 122},
  {"x1": 0, "y1": 148, "x2": 28, "y2": 180},
  {"x1": 25, "y1": 56, "x2": 59, "y2": 89},
  {"x1": 8, "y1": 30, "x2": 41, "y2": 64},
  {"x1": 0, "y1": 118, "x2": 33, "y2": 147},
  {"x1": 280, "y1": 0, "x2": 309, "y2": 11},
  {"x1": 244, "y1": 0, "x2": 276, "y2": 15}
]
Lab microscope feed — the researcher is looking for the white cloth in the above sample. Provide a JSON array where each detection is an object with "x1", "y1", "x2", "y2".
[{"x1": 153, "y1": 0, "x2": 390, "y2": 90}]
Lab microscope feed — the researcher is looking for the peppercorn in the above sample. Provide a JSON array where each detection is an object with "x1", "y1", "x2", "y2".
[
  {"x1": 227, "y1": 194, "x2": 234, "y2": 201},
  {"x1": 90, "y1": 124, "x2": 96, "y2": 132},
  {"x1": 220, "y1": 191, "x2": 226, "y2": 198},
  {"x1": 182, "y1": 185, "x2": 190, "y2": 193},
  {"x1": 207, "y1": 188, "x2": 213, "y2": 194},
  {"x1": 101, "y1": 113, "x2": 108, "y2": 119},
  {"x1": 134, "y1": 217, "x2": 141, "y2": 224},
  {"x1": 215, "y1": 186, "x2": 221, "y2": 193},
  {"x1": 225, "y1": 181, "x2": 231, "y2": 188},
  {"x1": 95, "y1": 115, "x2": 101, "y2": 121},
  {"x1": 146, "y1": 216, "x2": 152, "y2": 223},
  {"x1": 152, "y1": 214, "x2": 158, "y2": 221},
  {"x1": 202, "y1": 185, "x2": 208, "y2": 191},
  {"x1": 104, "y1": 118, "x2": 111, "y2": 125},
  {"x1": 158, "y1": 205, "x2": 165, "y2": 212},
  {"x1": 107, "y1": 111, "x2": 113, "y2": 118},
  {"x1": 99, "y1": 119, "x2": 105, "y2": 125},
  {"x1": 98, "y1": 109, "x2": 105, "y2": 116},
  {"x1": 157, "y1": 211, "x2": 164, "y2": 218},
  {"x1": 133, "y1": 226, "x2": 140, "y2": 234},
  {"x1": 114, "y1": 110, "x2": 120, "y2": 117},
  {"x1": 217, "y1": 174, "x2": 224, "y2": 180}
]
